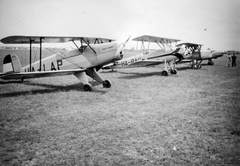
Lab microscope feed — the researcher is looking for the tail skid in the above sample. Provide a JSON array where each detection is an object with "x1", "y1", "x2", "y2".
[{"x1": 2, "y1": 54, "x2": 22, "y2": 73}]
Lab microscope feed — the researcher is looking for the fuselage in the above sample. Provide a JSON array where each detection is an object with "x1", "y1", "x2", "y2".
[
  {"x1": 187, "y1": 50, "x2": 223, "y2": 60},
  {"x1": 22, "y1": 42, "x2": 120, "y2": 72},
  {"x1": 114, "y1": 52, "x2": 149, "y2": 68},
  {"x1": 111, "y1": 48, "x2": 184, "y2": 69}
]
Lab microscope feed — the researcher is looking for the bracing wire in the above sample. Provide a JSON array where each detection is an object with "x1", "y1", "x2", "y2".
[{"x1": 43, "y1": 39, "x2": 85, "y2": 69}]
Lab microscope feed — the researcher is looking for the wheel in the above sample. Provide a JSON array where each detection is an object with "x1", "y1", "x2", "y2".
[
  {"x1": 103, "y1": 79, "x2": 111, "y2": 88},
  {"x1": 193, "y1": 64, "x2": 198, "y2": 69},
  {"x1": 208, "y1": 61, "x2": 214, "y2": 65},
  {"x1": 162, "y1": 70, "x2": 168, "y2": 76},
  {"x1": 198, "y1": 64, "x2": 202, "y2": 69},
  {"x1": 83, "y1": 84, "x2": 92, "y2": 92},
  {"x1": 170, "y1": 69, "x2": 177, "y2": 75}
]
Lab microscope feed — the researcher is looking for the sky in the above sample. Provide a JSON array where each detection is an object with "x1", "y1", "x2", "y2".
[{"x1": 0, "y1": 0, "x2": 239, "y2": 51}]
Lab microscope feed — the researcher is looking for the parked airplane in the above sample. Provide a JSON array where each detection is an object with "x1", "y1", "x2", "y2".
[
  {"x1": 103, "y1": 35, "x2": 185, "y2": 76},
  {"x1": 0, "y1": 35, "x2": 128, "y2": 91},
  {"x1": 176, "y1": 42, "x2": 224, "y2": 69}
]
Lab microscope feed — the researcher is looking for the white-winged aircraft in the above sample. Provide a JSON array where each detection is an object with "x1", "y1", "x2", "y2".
[
  {"x1": 0, "y1": 35, "x2": 129, "y2": 91},
  {"x1": 176, "y1": 42, "x2": 224, "y2": 69},
  {"x1": 103, "y1": 35, "x2": 185, "y2": 76}
]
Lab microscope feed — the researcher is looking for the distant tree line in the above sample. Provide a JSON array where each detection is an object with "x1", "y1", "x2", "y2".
[
  {"x1": 226, "y1": 50, "x2": 239, "y2": 55},
  {"x1": 0, "y1": 46, "x2": 67, "y2": 50}
]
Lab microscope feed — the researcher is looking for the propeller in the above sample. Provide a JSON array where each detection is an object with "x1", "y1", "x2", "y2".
[{"x1": 115, "y1": 36, "x2": 131, "y2": 59}]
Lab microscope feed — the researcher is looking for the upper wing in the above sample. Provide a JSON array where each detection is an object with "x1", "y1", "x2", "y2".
[
  {"x1": 132, "y1": 35, "x2": 180, "y2": 43},
  {"x1": 1, "y1": 36, "x2": 115, "y2": 44},
  {"x1": 0, "y1": 69, "x2": 86, "y2": 80},
  {"x1": 176, "y1": 42, "x2": 203, "y2": 47}
]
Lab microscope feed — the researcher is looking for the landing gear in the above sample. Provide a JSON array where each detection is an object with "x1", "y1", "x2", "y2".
[
  {"x1": 192, "y1": 60, "x2": 202, "y2": 69},
  {"x1": 103, "y1": 79, "x2": 112, "y2": 88},
  {"x1": 192, "y1": 64, "x2": 198, "y2": 69},
  {"x1": 192, "y1": 64, "x2": 202, "y2": 69},
  {"x1": 83, "y1": 84, "x2": 93, "y2": 92},
  {"x1": 162, "y1": 58, "x2": 177, "y2": 76},
  {"x1": 75, "y1": 68, "x2": 112, "y2": 92},
  {"x1": 207, "y1": 60, "x2": 214, "y2": 65}
]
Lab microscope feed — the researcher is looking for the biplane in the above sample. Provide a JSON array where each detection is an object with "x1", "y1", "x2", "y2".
[
  {"x1": 0, "y1": 35, "x2": 128, "y2": 91},
  {"x1": 103, "y1": 35, "x2": 185, "y2": 76},
  {"x1": 176, "y1": 42, "x2": 224, "y2": 69}
]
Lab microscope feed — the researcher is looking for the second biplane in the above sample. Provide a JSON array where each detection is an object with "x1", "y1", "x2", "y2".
[
  {"x1": 0, "y1": 35, "x2": 129, "y2": 91},
  {"x1": 103, "y1": 35, "x2": 185, "y2": 76}
]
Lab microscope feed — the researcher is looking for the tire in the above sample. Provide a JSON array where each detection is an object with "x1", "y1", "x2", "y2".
[
  {"x1": 162, "y1": 70, "x2": 168, "y2": 76},
  {"x1": 208, "y1": 61, "x2": 214, "y2": 65},
  {"x1": 193, "y1": 65, "x2": 198, "y2": 69},
  {"x1": 83, "y1": 84, "x2": 93, "y2": 92},
  {"x1": 171, "y1": 69, "x2": 177, "y2": 75},
  {"x1": 103, "y1": 79, "x2": 112, "y2": 88}
]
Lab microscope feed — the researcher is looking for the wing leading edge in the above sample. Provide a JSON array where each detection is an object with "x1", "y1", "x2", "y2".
[
  {"x1": 132, "y1": 35, "x2": 180, "y2": 43},
  {"x1": 1, "y1": 36, "x2": 115, "y2": 44},
  {"x1": 176, "y1": 42, "x2": 203, "y2": 47}
]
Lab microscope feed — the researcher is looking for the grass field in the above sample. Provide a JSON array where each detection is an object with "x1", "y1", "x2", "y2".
[{"x1": 0, "y1": 49, "x2": 240, "y2": 165}]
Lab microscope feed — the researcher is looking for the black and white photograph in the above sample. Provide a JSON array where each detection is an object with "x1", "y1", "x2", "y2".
[{"x1": 0, "y1": 0, "x2": 239, "y2": 165}]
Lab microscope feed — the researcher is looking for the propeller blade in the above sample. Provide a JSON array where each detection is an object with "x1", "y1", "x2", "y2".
[{"x1": 115, "y1": 36, "x2": 131, "y2": 57}]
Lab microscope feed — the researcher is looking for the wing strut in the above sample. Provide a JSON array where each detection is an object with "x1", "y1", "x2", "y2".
[
  {"x1": 72, "y1": 38, "x2": 97, "y2": 54},
  {"x1": 81, "y1": 38, "x2": 96, "y2": 54},
  {"x1": 72, "y1": 40, "x2": 81, "y2": 52},
  {"x1": 39, "y1": 37, "x2": 42, "y2": 71},
  {"x1": 28, "y1": 37, "x2": 43, "y2": 72},
  {"x1": 29, "y1": 39, "x2": 32, "y2": 72}
]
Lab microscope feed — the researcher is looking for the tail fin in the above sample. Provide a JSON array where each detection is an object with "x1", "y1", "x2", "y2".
[{"x1": 3, "y1": 54, "x2": 22, "y2": 73}]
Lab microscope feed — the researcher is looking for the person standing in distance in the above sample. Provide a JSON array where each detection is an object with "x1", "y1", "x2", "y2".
[{"x1": 232, "y1": 53, "x2": 237, "y2": 67}]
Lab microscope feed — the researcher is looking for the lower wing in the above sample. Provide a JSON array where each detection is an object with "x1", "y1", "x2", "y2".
[
  {"x1": 103, "y1": 59, "x2": 165, "y2": 69},
  {"x1": 127, "y1": 59, "x2": 164, "y2": 66},
  {"x1": 0, "y1": 69, "x2": 86, "y2": 80},
  {"x1": 176, "y1": 59, "x2": 192, "y2": 64}
]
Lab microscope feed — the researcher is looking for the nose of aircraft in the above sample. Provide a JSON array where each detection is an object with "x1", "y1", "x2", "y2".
[
  {"x1": 115, "y1": 36, "x2": 131, "y2": 60},
  {"x1": 211, "y1": 51, "x2": 224, "y2": 58}
]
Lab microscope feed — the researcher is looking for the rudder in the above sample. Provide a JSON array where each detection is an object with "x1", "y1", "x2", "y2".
[{"x1": 3, "y1": 54, "x2": 22, "y2": 73}]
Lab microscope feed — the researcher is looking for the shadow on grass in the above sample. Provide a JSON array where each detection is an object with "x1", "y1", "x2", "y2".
[
  {"x1": 0, "y1": 80, "x2": 27, "y2": 84},
  {"x1": 117, "y1": 71, "x2": 178, "y2": 79},
  {"x1": 175, "y1": 64, "x2": 217, "y2": 71},
  {"x1": 100, "y1": 70, "x2": 118, "y2": 73},
  {"x1": 0, "y1": 81, "x2": 107, "y2": 98}
]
